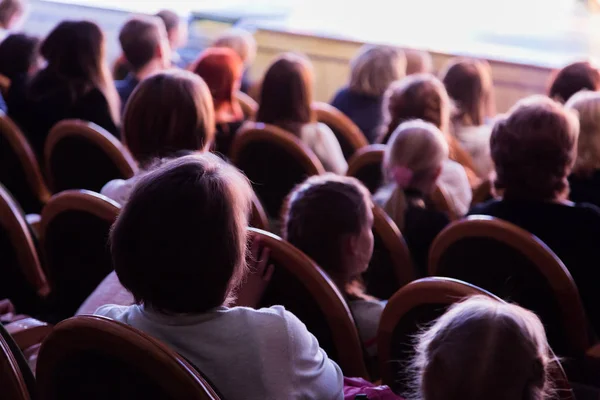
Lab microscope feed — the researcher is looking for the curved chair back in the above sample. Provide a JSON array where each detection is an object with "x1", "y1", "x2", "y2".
[
  {"x1": 0, "y1": 184, "x2": 49, "y2": 315},
  {"x1": 231, "y1": 122, "x2": 325, "y2": 218},
  {"x1": 362, "y1": 206, "x2": 415, "y2": 300},
  {"x1": 0, "y1": 324, "x2": 33, "y2": 400},
  {"x1": 40, "y1": 190, "x2": 120, "y2": 319},
  {"x1": 346, "y1": 145, "x2": 385, "y2": 194},
  {"x1": 248, "y1": 228, "x2": 369, "y2": 379},
  {"x1": 429, "y1": 216, "x2": 591, "y2": 357},
  {"x1": 378, "y1": 277, "x2": 497, "y2": 393},
  {"x1": 37, "y1": 315, "x2": 221, "y2": 400},
  {"x1": 0, "y1": 112, "x2": 50, "y2": 213},
  {"x1": 45, "y1": 120, "x2": 137, "y2": 193},
  {"x1": 313, "y1": 102, "x2": 368, "y2": 160},
  {"x1": 235, "y1": 91, "x2": 258, "y2": 119}
]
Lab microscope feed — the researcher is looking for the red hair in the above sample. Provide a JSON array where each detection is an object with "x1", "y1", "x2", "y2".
[{"x1": 191, "y1": 48, "x2": 243, "y2": 120}]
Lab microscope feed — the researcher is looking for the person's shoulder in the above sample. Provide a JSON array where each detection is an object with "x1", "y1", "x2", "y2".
[
  {"x1": 349, "y1": 299, "x2": 386, "y2": 315},
  {"x1": 101, "y1": 177, "x2": 137, "y2": 206},
  {"x1": 570, "y1": 201, "x2": 600, "y2": 219},
  {"x1": 94, "y1": 304, "x2": 138, "y2": 321},
  {"x1": 231, "y1": 305, "x2": 308, "y2": 334},
  {"x1": 330, "y1": 86, "x2": 350, "y2": 105},
  {"x1": 468, "y1": 198, "x2": 501, "y2": 216}
]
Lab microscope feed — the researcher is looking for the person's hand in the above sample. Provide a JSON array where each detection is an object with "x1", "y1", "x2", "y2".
[
  {"x1": 234, "y1": 238, "x2": 274, "y2": 308},
  {"x1": 0, "y1": 299, "x2": 26, "y2": 323}
]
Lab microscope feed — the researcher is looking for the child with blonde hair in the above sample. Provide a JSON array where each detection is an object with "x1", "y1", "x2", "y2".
[
  {"x1": 410, "y1": 296, "x2": 553, "y2": 400},
  {"x1": 374, "y1": 119, "x2": 450, "y2": 274}
]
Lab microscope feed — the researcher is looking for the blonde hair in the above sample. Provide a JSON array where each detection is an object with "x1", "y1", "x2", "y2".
[
  {"x1": 565, "y1": 90, "x2": 600, "y2": 177},
  {"x1": 349, "y1": 45, "x2": 406, "y2": 97},
  {"x1": 213, "y1": 28, "x2": 257, "y2": 66},
  {"x1": 377, "y1": 119, "x2": 448, "y2": 229},
  {"x1": 411, "y1": 296, "x2": 553, "y2": 400}
]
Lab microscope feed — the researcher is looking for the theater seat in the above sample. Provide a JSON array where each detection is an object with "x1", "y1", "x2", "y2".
[{"x1": 313, "y1": 102, "x2": 368, "y2": 160}]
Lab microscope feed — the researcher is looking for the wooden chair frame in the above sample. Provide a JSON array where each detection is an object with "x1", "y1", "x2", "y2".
[
  {"x1": 429, "y1": 215, "x2": 591, "y2": 354},
  {"x1": 0, "y1": 329, "x2": 29, "y2": 400},
  {"x1": 0, "y1": 112, "x2": 51, "y2": 206},
  {"x1": 248, "y1": 228, "x2": 370, "y2": 379},
  {"x1": 36, "y1": 315, "x2": 221, "y2": 400},
  {"x1": 312, "y1": 102, "x2": 368, "y2": 157},
  {"x1": 5, "y1": 318, "x2": 53, "y2": 351},
  {"x1": 235, "y1": 91, "x2": 258, "y2": 119},
  {"x1": 346, "y1": 145, "x2": 385, "y2": 187},
  {"x1": 0, "y1": 184, "x2": 49, "y2": 298},
  {"x1": 372, "y1": 205, "x2": 415, "y2": 288},
  {"x1": 44, "y1": 120, "x2": 138, "y2": 193},
  {"x1": 231, "y1": 122, "x2": 325, "y2": 175}
]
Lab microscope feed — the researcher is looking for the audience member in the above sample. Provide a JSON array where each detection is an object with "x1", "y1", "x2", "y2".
[
  {"x1": 374, "y1": 120, "x2": 450, "y2": 275},
  {"x1": 255, "y1": 53, "x2": 347, "y2": 174},
  {"x1": 441, "y1": 58, "x2": 495, "y2": 178},
  {"x1": 470, "y1": 95, "x2": 600, "y2": 334},
  {"x1": 0, "y1": 33, "x2": 39, "y2": 113},
  {"x1": 282, "y1": 174, "x2": 382, "y2": 358},
  {"x1": 155, "y1": 9, "x2": 188, "y2": 67},
  {"x1": 411, "y1": 296, "x2": 553, "y2": 400},
  {"x1": 0, "y1": 0, "x2": 26, "y2": 41},
  {"x1": 101, "y1": 70, "x2": 214, "y2": 204},
  {"x1": 566, "y1": 90, "x2": 600, "y2": 207},
  {"x1": 548, "y1": 60, "x2": 600, "y2": 104},
  {"x1": 213, "y1": 28, "x2": 257, "y2": 94},
  {"x1": 95, "y1": 153, "x2": 344, "y2": 400},
  {"x1": 331, "y1": 45, "x2": 406, "y2": 143},
  {"x1": 405, "y1": 49, "x2": 433, "y2": 75},
  {"x1": 380, "y1": 74, "x2": 474, "y2": 216},
  {"x1": 9, "y1": 20, "x2": 120, "y2": 157},
  {"x1": 116, "y1": 16, "x2": 171, "y2": 109},
  {"x1": 191, "y1": 47, "x2": 244, "y2": 157}
]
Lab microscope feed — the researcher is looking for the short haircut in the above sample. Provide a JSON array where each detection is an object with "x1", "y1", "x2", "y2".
[
  {"x1": 0, "y1": 33, "x2": 39, "y2": 80},
  {"x1": 155, "y1": 9, "x2": 179, "y2": 33},
  {"x1": 123, "y1": 69, "x2": 215, "y2": 167},
  {"x1": 491, "y1": 95, "x2": 579, "y2": 200},
  {"x1": 119, "y1": 16, "x2": 165, "y2": 72},
  {"x1": 405, "y1": 49, "x2": 433, "y2": 75},
  {"x1": 213, "y1": 28, "x2": 257, "y2": 66},
  {"x1": 0, "y1": 0, "x2": 24, "y2": 28},
  {"x1": 111, "y1": 153, "x2": 254, "y2": 314},
  {"x1": 566, "y1": 90, "x2": 600, "y2": 176},
  {"x1": 348, "y1": 45, "x2": 406, "y2": 97},
  {"x1": 281, "y1": 174, "x2": 372, "y2": 275},
  {"x1": 548, "y1": 61, "x2": 600, "y2": 104},
  {"x1": 411, "y1": 296, "x2": 552, "y2": 400}
]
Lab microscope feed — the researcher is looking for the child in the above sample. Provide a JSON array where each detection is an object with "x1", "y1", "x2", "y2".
[
  {"x1": 374, "y1": 120, "x2": 450, "y2": 275},
  {"x1": 282, "y1": 174, "x2": 383, "y2": 359},
  {"x1": 95, "y1": 153, "x2": 344, "y2": 400},
  {"x1": 410, "y1": 296, "x2": 553, "y2": 400}
]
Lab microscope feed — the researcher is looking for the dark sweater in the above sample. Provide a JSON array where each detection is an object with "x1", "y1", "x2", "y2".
[
  {"x1": 115, "y1": 74, "x2": 139, "y2": 112},
  {"x1": 469, "y1": 198, "x2": 600, "y2": 334},
  {"x1": 330, "y1": 87, "x2": 383, "y2": 143},
  {"x1": 569, "y1": 170, "x2": 600, "y2": 209},
  {"x1": 213, "y1": 121, "x2": 244, "y2": 159}
]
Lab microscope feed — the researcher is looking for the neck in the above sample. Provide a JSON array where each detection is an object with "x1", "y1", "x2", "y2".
[{"x1": 134, "y1": 59, "x2": 164, "y2": 81}]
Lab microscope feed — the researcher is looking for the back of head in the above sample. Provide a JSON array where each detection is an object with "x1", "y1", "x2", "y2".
[
  {"x1": 405, "y1": 49, "x2": 433, "y2": 75},
  {"x1": 256, "y1": 53, "x2": 313, "y2": 135},
  {"x1": 412, "y1": 296, "x2": 551, "y2": 400},
  {"x1": 119, "y1": 16, "x2": 168, "y2": 72},
  {"x1": 155, "y1": 9, "x2": 185, "y2": 50},
  {"x1": 123, "y1": 69, "x2": 215, "y2": 167},
  {"x1": 565, "y1": 90, "x2": 600, "y2": 176},
  {"x1": 491, "y1": 95, "x2": 579, "y2": 201},
  {"x1": 282, "y1": 174, "x2": 372, "y2": 277},
  {"x1": 0, "y1": 0, "x2": 25, "y2": 29},
  {"x1": 0, "y1": 33, "x2": 39, "y2": 79},
  {"x1": 441, "y1": 58, "x2": 492, "y2": 126},
  {"x1": 110, "y1": 153, "x2": 253, "y2": 314},
  {"x1": 381, "y1": 74, "x2": 450, "y2": 143},
  {"x1": 549, "y1": 61, "x2": 600, "y2": 104},
  {"x1": 349, "y1": 45, "x2": 406, "y2": 97},
  {"x1": 213, "y1": 28, "x2": 257, "y2": 66},
  {"x1": 191, "y1": 47, "x2": 243, "y2": 113},
  {"x1": 155, "y1": 9, "x2": 179, "y2": 35}
]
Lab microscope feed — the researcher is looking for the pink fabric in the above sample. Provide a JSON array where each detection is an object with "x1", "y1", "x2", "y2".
[
  {"x1": 392, "y1": 166, "x2": 414, "y2": 188},
  {"x1": 343, "y1": 377, "x2": 404, "y2": 400}
]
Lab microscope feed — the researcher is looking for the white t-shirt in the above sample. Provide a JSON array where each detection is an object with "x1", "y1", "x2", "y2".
[
  {"x1": 439, "y1": 160, "x2": 472, "y2": 217},
  {"x1": 95, "y1": 304, "x2": 344, "y2": 400},
  {"x1": 454, "y1": 124, "x2": 494, "y2": 179},
  {"x1": 300, "y1": 122, "x2": 348, "y2": 175},
  {"x1": 100, "y1": 175, "x2": 139, "y2": 205}
]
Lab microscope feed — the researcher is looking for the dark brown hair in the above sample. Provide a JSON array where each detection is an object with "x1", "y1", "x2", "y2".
[
  {"x1": 155, "y1": 9, "x2": 179, "y2": 33},
  {"x1": 548, "y1": 61, "x2": 600, "y2": 104},
  {"x1": 119, "y1": 16, "x2": 165, "y2": 72},
  {"x1": 256, "y1": 53, "x2": 314, "y2": 135},
  {"x1": 0, "y1": 33, "x2": 39, "y2": 80},
  {"x1": 491, "y1": 95, "x2": 579, "y2": 201},
  {"x1": 123, "y1": 69, "x2": 215, "y2": 167},
  {"x1": 282, "y1": 174, "x2": 371, "y2": 279},
  {"x1": 111, "y1": 153, "x2": 253, "y2": 314}
]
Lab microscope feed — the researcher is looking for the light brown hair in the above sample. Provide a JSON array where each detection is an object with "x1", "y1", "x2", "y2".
[
  {"x1": 256, "y1": 53, "x2": 314, "y2": 136},
  {"x1": 213, "y1": 28, "x2": 257, "y2": 66},
  {"x1": 123, "y1": 69, "x2": 215, "y2": 167},
  {"x1": 565, "y1": 90, "x2": 600, "y2": 177},
  {"x1": 111, "y1": 153, "x2": 253, "y2": 314},
  {"x1": 549, "y1": 61, "x2": 600, "y2": 104},
  {"x1": 0, "y1": 0, "x2": 24, "y2": 29},
  {"x1": 119, "y1": 16, "x2": 167, "y2": 72},
  {"x1": 349, "y1": 45, "x2": 406, "y2": 97},
  {"x1": 491, "y1": 95, "x2": 579, "y2": 201}
]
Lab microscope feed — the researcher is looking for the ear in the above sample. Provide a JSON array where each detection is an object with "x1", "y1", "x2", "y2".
[{"x1": 342, "y1": 234, "x2": 358, "y2": 256}]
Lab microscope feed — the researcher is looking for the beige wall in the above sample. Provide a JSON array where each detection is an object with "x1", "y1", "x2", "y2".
[{"x1": 250, "y1": 29, "x2": 554, "y2": 114}]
